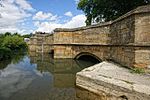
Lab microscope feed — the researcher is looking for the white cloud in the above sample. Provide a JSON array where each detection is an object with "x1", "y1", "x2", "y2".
[
  {"x1": 0, "y1": 27, "x2": 18, "y2": 33},
  {"x1": 34, "y1": 21, "x2": 62, "y2": 33},
  {"x1": 15, "y1": 0, "x2": 34, "y2": 11},
  {"x1": 33, "y1": 11, "x2": 52, "y2": 20},
  {"x1": 49, "y1": 15, "x2": 58, "y2": 21},
  {"x1": 33, "y1": 11, "x2": 58, "y2": 21},
  {"x1": 34, "y1": 14, "x2": 86, "y2": 33},
  {"x1": 64, "y1": 11, "x2": 73, "y2": 17},
  {"x1": 0, "y1": 0, "x2": 85, "y2": 34},
  {"x1": 63, "y1": 14, "x2": 86, "y2": 28},
  {"x1": 0, "y1": 0, "x2": 34, "y2": 33}
]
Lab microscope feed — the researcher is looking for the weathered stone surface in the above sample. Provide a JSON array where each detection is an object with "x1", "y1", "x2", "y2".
[
  {"x1": 27, "y1": 32, "x2": 53, "y2": 53},
  {"x1": 76, "y1": 62, "x2": 150, "y2": 100},
  {"x1": 76, "y1": 86, "x2": 107, "y2": 100},
  {"x1": 135, "y1": 13, "x2": 150, "y2": 44}
]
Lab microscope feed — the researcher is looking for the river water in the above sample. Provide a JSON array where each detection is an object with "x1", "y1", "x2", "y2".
[{"x1": 0, "y1": 52, "x2": 100, "y2": 100}]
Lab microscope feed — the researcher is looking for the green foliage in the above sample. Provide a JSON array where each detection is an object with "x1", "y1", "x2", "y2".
[
  {"x1": 4, "y1": 32, "x2": 11, "y2": 36},
  {"x1": 11, "y1": 52, "x2": 26, "y2": 64},
  {"x1": 78, "y1": 0, "x2": 150, "y2": 25},
  {"x1": 2, "y1": 35, "x2": 27, "y2": 50},
  {"x1": 22, "y1": 34, "x2": 31, "y2": 38},
  {"x1": 14, "y1": 32, "x2": 21, "y2": 37},
  {"x1": 0, "y1": 32, "x2": 27, "y2": 60},
  {"x1": 130, "y1": 68, "x2": 145, "y2": 74},
  {"x1": 0, "y1": 34, "x2": 5, "y2": 46}
]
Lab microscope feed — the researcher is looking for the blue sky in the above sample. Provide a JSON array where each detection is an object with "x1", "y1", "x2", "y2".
[{"x1": 0, "y1": 0, "x2": 86, "y2": 34}]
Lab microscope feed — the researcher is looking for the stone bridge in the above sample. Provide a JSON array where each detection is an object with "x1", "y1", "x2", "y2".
[{"x1": 28, "y1": 5, "x2": 150, "y2": 69}]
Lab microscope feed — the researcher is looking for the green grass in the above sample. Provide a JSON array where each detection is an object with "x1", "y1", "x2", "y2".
[{"x1": 130, "y1": 68, "x2": 145, "y2": 74}]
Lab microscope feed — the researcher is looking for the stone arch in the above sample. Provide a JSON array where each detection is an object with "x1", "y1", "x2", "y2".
[{"x1": 74, "y1": 52, "x2": 102, "y2": 62}]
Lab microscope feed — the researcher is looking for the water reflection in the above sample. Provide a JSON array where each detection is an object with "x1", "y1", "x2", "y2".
[
  {"x1": 0, "y1": 52, "x2": 98, "y2": 100},
  {"x1": 0, "y1": 60, "x2": 11, "y2": 70},
  {"x1": 0, "y1": 53, "x2": 25, "y2": 70}
]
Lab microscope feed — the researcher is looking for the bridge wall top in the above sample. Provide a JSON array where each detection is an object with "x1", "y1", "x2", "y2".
[
  {"x1": 28, "y1": 33, "x2": 53, "y2": 45},
  {"x1": 54, "y1": 5, "x2": 150, "y2": 46}
]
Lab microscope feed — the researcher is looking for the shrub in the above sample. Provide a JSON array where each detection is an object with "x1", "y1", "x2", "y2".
[
  {"x1": 2, "y1": 35, "x2": 27, "y2": 50},
  {"x1": 0, "y1": 33, "x2": 27, "y2": 61}
]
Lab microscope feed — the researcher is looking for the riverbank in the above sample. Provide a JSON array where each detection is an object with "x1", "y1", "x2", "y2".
[{"x1": 76, "y1": 62, "x2": 150, "y2": 100}]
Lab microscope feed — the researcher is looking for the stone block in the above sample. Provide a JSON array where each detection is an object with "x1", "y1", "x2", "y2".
[{"x1": 76, "y1": 62, "x2": 150, "y2": 100}]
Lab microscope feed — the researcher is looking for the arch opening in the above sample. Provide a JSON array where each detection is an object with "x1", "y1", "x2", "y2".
[
  {"x1": 77, "y1": 55, "x2": 101, "y2": 64},
  {"x1": 75, "y1": 52, "x2": 102, "y2": 69}
]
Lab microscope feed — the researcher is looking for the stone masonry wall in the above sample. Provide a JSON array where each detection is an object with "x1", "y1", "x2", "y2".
[
  {"x1": 110, "y1": 16, "x2": 135, "y2": 45},
  {"x1": 28, "y1": 33, "x2": 53, "y2": 53},
  {"x1": 110, "y1": 46, "x2": 135, "y2": 67},
  {"x1": 54, "y1": 5, "x2": 150, "y2": 68},
  {"x1": 54, "y1": 22, "x2": 111, "y2": 45}
]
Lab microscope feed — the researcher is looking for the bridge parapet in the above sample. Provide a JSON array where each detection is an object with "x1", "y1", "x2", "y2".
[
  {"x1": 54, "y1": 5, "x2": 150, "y2": 46},
  {"x1": 54, "y1": 22, "x2": 111, "y2": 45}
]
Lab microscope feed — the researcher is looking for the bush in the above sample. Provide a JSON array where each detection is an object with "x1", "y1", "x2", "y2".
[
  {"x1": 0, "y1": 33, "x2": 28, "y2": 61},
  {"x1": 2, "y1": 35, "x2": 27, "y2": 50}
]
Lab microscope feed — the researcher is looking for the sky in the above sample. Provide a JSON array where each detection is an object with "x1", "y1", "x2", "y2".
[{"x1": 0, "y1": 0, "x2": 86, "y2": 34}]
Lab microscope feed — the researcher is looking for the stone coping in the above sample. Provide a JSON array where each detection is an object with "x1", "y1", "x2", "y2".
[
  {"x1": 76, "y1": 62, "x2": 150, "y2": 99},
  {"x1": 112, "y1": 4, "x2": 150, "y2": 23},
  {"x1": 54, "y1": 21, "x2": 111, "y2": 32},
  {"x1": 54, "y1": 5, "x2": 150, "y2": 32},
  {"x1": 53, "y1": 43, "x2": 150, "y2": 47},
  {"x1": 27, "y1": 43, "x2": 150, "y2": 46},
  {"x1": 27, "y1": 43, "x2": 53, "y2": 45}
]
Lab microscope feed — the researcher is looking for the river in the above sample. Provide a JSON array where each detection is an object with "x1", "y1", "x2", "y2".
[{"x1": 0, "y1": 52, "x2": 101, "y2": 100}]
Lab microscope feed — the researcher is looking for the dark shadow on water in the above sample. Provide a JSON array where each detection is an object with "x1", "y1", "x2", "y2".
[
  {"x1": 77, "y1": 55, "x2": 101, "y2": 63},
  {"x1": 75, "y1": 55, "x2": 101, "y2": 69},
  {"x1": 0, "y1": 52, "x2": 26, "y2": 70},
  {"x1": 0, "y1": 60, "x2": 11, "y2": 69}
]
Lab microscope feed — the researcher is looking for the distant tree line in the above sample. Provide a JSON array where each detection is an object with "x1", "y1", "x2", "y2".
[{"x1": 77, "y1": 0, "x2": 150, "y2": 25}]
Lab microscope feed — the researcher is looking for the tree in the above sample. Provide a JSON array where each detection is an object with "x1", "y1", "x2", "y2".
[
  {"x1": 2, "y1": 35, "x2": 27, "y2": 50},
  {"x1": 22, "y1": 34, "x2": 32, "y2": 38},
  {"x1": 78, "y1": 0, "x2": 150, "y2": 25},
  {"x1": 4, "y1": 32, "x2": 11, "y2": 36},
  {"x1": 13, "y1": 32, "x2": 21, "y2": 37}
]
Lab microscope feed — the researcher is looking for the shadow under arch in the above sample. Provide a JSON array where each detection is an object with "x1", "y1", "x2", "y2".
[{"x1": 74, "y1": 52, "x2": 102, "y2": 69}]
